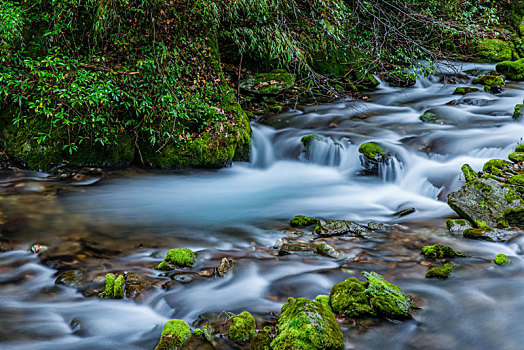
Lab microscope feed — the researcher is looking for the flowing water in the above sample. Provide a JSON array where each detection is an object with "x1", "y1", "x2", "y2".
[{"x1": 1, "y1": 62, "x2": 524, "y2": 349}]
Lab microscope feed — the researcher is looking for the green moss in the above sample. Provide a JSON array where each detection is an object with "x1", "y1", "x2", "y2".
[
  {"x1": 113, "y1": 275, "x2": 125, "y2": 299},
  {"x1": 301, "y1": 134, "x2": 319, "y2": 148},
  {"x1": 329, "y1": 277, "x2": 375, "y2": 318},
  {"x1": 192, "y1": 328, "x2": 204, "y2": 337},
  {"x1": 358, "y1": 142, "x2": 385, "y2": 159},
  {"x1": 425, "y1": 264, "x2": 455, "y2": 279},
  {"x1": 251, "y1": 326, "x2": 275, "y2": 350},
  {"x1": 496, "y1": 59, "x2": 524, "y2": 80},
  {"x1": 315, "y1": 295, "x2": 330, "y2": 308},
  {"x1": 461, "y1": 164, "x2": 478, "y2": 182},
  {"x1": 446, "y1": 218, "x2": 468, "y2": 230},
  {"x1": 270, "y1": 297, "x2": 344, "y2": 350},
  {"x1": 513, "y1": 104, "x2": 524, "y2": 121},
  {"x1": 475, "y1": 39, "x2": 514, "y2": 62},
  {"x1": 156, "y1": 248, "x2": 196, "y2": 270},
  {"x1": 508, "y1": 152, "x2": 524, "y2": 163},
  {"x1": 463, "y1": 228, "x2": 494, "y2": 241},
  {"x1": 99, "y1": 273, "x2": 115, "y2": 298},
  {"x1": 494, "y1": 254, "x2": 510, "y2": 265},
  {"x1": 515, "y1": 144, "x2": 524, "y2": 153},
  {"x1": 508, "y1": 174, "x2": 524, "y2": 187},
  {"x1": 228, "y1": 311, "x2": 256, "y2": 343},
  {"x1": 290, "y1": 215, "x2": 318, "y2": 227},
  {"x1": 453, "y1": 87, "x2": 479, "y2": 95},
  {"x1": 421, "y1": 245, "x2": 463, "y2": 259},
  {"x1": 362, "y1": 271, "x2": 412, "y2": 319},
  {"x1": 483, "y1": 159, "x2": 511, "y2": 175},
  {"x1": 155, "y1": 320, "x2": 191, "y2": 350},
  {"x1": 472, "y1": 75, "x2": 505, "y2": 87}
]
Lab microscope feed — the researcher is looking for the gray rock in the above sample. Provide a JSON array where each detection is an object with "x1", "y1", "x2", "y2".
[
  {"x1": 315, "y1": 219, "x2": 369, "y2": 237},
  {"x1": 315, "y1": 243, "x2": 342, "y2": 259},
  {"x1": 279, "y1": 242, "x2": 315, "y2": 255},
  {"x1": 447, "y1": 178, "x2": 524, "y2": 228}
]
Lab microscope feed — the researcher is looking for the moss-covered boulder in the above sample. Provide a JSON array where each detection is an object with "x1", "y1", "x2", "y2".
[
  {"x1": 513, "y1": 104, "x2": 524, "y2": 121},
  {"x1": 251, "y1": 326, "x2": 275, "y2": 350},
  {"x1": 483, "y1": 159, "x2": 511, "y2": 176},
  {"x1": 155, "y1": 320, "x2": 191, "y2": 350},
  {"x1": 496, "y1": 59, "x2": 524, "y2": 80},
  {"x1": 509, "y1": 152, "x2": 524, "y2": 163},
  {"x1": 421, "y1": 245, "x2": 464, "y2": 259},
  {"x1": 315, "y1": 219, "x2": 369, "y2": 237},
  {"x1": 461, "y1": 164, "x2": 478, "y2": 182},
  {"x1": 157, "y1": 248, "x2": 196, "y2": 270},
  {"x1": 508, "y1": 175, "x2": 524, "y2": 194},
  {"x1": 228, "y1": 311, "x2": 256, "y2": 343},
  {"x1": 300, "y1": 134, "x2": 320, "y2": 149},
  {"x1": 358, "y1": 142, "x2": 385, "y2": 160},
  {"x1": 516, "y1": 144, "x2": 524, "y2": 153},
  {"x1": 494, "y1": 254, "x2": 510, "y2": 265},
  {"x1": 329, "y1": 277, "x2": 375, "y2": 318},
  {"x1": 475, "y1": 39, "x2": 514, "y2": 62},
  {"x1": 453, "y1": 87, "x2": 479, "y2": 95},
  {"x1": 358, "y1": 142, "x2": 392, "y2": 176},
  {"x1": 290, "y1": 215, "x2": 317, "y2": 227},
  {"x1": 363, "y1": 271, "x2": 412, "y2": 319},
  {"x1": 472, "y1": 75, "x2": 505, "y2": 93},
  {"x1": 270, "y1": 297, "x2": 344, "y2": 350},
  {"x1": 447, "y1": 178, "x2": 524, "y2": 229},
  {"x1": 426, "y1": 264, "x2": 455, "y2": 279},
  {"x1": 240, "y1": 70, "x2": 296, "y2": 95}
]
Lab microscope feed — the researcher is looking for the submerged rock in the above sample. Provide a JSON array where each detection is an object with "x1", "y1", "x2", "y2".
[
  {"x1": 421, "y1": 245, "x2": 464, "y2": 259},
  {"x1": 315, "y1": 219, "x2": 369, "y2": 237},
  {"x1": 270, "y1": 297, "x2": 344, "y2": 350},
  {"x1": 228, "y1": 311, "x2": 256, "y2": 343},
  {"x1": 496, "y1": 59, "x2": 524, "y2": 81},
  {"x1": 154, "y1": 320, "x2": 191, "y2": 350},
  {"x1": 363, "y1": 271, "x2": 413, "y2": 319},
  {"x1": 419, "y1": 111, "x2": 445, "y2": 125},
  {"x1": 494, "y1": 254, "x2": 510, "y2": 265},
  {"x1": 217, "y1": 257, "x2": 235, "y2": 277},
  {"x1": 426, "y1": 264, "x2": 455, "y2": 279},
  {"x1": 157, "y1": 248, "x2": 196, "y2": 270},
  {"x1": 329, "y1": 277, "x2": 375, "y2": 318},
  {"x1": 289, "y1": 215, "x2": 317, "y2": 227},
  {"x1": 55, "y1": 270, "x2": 85, "y2": 288},
  {"x1": 447, "y1": 178, "x2": 524, "y2": 229},
  {"x1": 279, "y1": 242, "x2": 315, "y2": 256},
  {"x1": 513, "y1": 104, "x2": 524, "y2": 121},
  {"x1": 124, "y1": 272, "x2": 154, "y2": 299},
  {"x1": 392, "y1": 208, "x2": 416, "y2": 217},
  {"x1": 316, "y1": 243, "x2": 342, "y2": 259}
]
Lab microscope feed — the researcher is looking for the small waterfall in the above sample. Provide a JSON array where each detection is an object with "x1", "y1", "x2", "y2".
[
  {"x1": 250, "y1": 125, "x2": 275, "y2": 168},
  {"x1": 378, "y1": 156, "x2": 403, "y2": 182},
  {"x1": 300, "y1": 136, "x2": 362, "y2": 172}
]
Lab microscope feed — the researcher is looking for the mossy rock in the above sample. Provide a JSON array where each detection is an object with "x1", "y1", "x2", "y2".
[
  {"x1": 290, "y1": 215, "x2": 317, "y2": 227},
  {"x1": 421, "y1": 245, "x2": 464, "y2": 259},
  {"x1": 270, "y1": 297, "x2": 344, "y2": 350},
  {"x1": 240, "y1": 70, "x2": 296, "y2": 95},
  {"x1": 472, "y1": 75, "x2": 505, "y2": 93},
  {"x1": 475, "y1": 39, "x2": 514, "y2": 62},
  {"x1": 426, "y1": 264, "x2": 455, "y2": 279},
  {"x1": 508, "y1": 152, "x2": 524, "y2": 163},
  {"x1": 329, "y1": 277, "x2": 375, "y2": 318},
  {"x1": 300, "y1": 134, "x2": 320, "y2": 149},
  {"x1": 419, "y1": 111, "x2": 445, "y2": 125},
  {"x1": 508, "y1": 174, "x2": 524, "y2": 191},
  {"x1": 496, "y1": 59, "x2": 524, "y2": 81},
  {"x1": 316, "y1": 243, "x2": 342, "y2": 259},
  {"x1": 461, "y1": 164, "x2": 478, "y2": 182},
  {"x1": 482, "y1": 159, "x2": 511, "y2": 176},
  {"x1": 155, "y1": 320, "x2": 191, "y2": 350},
  {"x1": 362, "y1": 271, "x2": 412, "y2": 319},
  {"x1": 315, "y1": 219, "x2": 369, "y2": 237},
  {"x1": 463, "y1": 228, "x2": 494, "y2": 241},
  {"x1": 251, "y1": 326, "x2": 275, "y2": 350},
  {"x1": 513, "y1": 104, "x2": 524, "y2": 121},
  {"x1": 447, "y1": 178, "x2": 524, "y2": 229},
  {"x1": 494, "y1": 254, "x2": 510, "y2": 265},
  {"x1": 446, "y1": 218, "x2": 472, "y2": 233},
  {"x1": 515, "y1": 144, "x2": 524, "y2": 153},
  {"x1": 453, "y1": 87, "x2": 479, "y2": 95},
  {"x1": 228, "y1": 311, "x2": 256, "y2": 343},
  {"x1": 157, "y1": 248, "x2": 196, "y2": 270},
  {"x1": 358, "y1": 142, "x2": 385, "y2": 160}
]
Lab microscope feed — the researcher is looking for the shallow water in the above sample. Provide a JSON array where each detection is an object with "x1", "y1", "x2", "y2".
[{"x1": 1, "y1": 61, "x2": 524, "y2": 349}]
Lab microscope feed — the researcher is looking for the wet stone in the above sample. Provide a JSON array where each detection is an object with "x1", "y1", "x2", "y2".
[
  {"x1": 315, "y1": 219, "x2": 370, "y2": 237},
  {"x1": 278, "y1": 242, "x2": 315, "y2": 256},
  {"x1": 55, "y1": 270, "x2": 85, "y2": 288},
  {"x1": 217, "y1": 257, "x2": 235, "y2": 277}
]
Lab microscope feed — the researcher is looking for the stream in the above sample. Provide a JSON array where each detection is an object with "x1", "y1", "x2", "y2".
[{"x1": 0, "y1": 62, "x2": 523, "y2": 349}]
